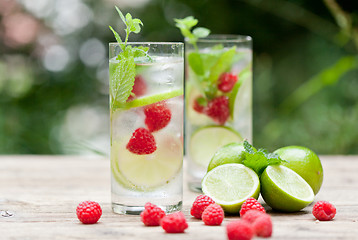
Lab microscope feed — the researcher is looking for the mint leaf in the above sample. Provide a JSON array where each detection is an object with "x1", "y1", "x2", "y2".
[
  {"x1": 174, "y1": 16, "x2": 198, "y2": 30},
  {"x1": 109, "y1": 6, "x2": 149, "y2": 110},
  {"x1": 192, "y1": 27, "x2": 210, "y2": 38},
  {"x1": 242, "y1": 140, "x2": 285, "y2": 176},
  {"x1": 174, "y1": 16, "x2": 209, "y2": 48},
  {"x1": 110, "y1": 51, "x2": 136, "y2": 106},
  {"x1": 243, "y1": 150, "x2": 269, "y2": 176},
  {"x1": 109, "y1": 26, "x2": 122, "y2": 43},
  {"x1": 243, "y1": 140, "x2": 256, "y2": 154},
  {"x1": 208, "y1": 46, "x2": 236, "y2": 84},
  {"x1": 188, "y1": 52, "x2": 204, "y2": 75},
  {"x1": 115, "y1": 6, "x2": 126, "y2": 23}
]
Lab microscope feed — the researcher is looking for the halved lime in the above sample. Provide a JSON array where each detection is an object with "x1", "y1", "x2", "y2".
[
  {"x1": 111, "y1": 134, "x2": 183, "y2": 190},
  {"x1": 207, "y1": 142, "x2": 245, "y2": 172},
  {"x1": 189, "y1": 126, "x2": 243, "y2": 168},
  {"x1": 112, "y1": 88, "x2": 183, "y2": 111},
  {"x1": 202, "y1": 163, "x2": 260, "y2": 214},
  {"x1": 261, "y1": 165, "x2": 314, "y2": 212},
  {"x1": 274, "y1": 146, "x2": 323, "y2": 195}
]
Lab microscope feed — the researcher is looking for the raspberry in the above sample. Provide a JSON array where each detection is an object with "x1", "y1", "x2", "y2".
[
  {"x1": 201, "y1": 203, "x2": 224, "y2": 226},
  {"x1": 140, "y1": 202, "x2": 166, "y2": 226},
  {"x1": 127, "y1": 75, "x2": 147, "y2": 101},
  {"x1": 76, "y1": 201, "x2": 102, "y2": 224},
  {"x1": 205, "y1": 96, "x2": 230, "y2": 125},
  {"x1": 193, "y1": 97, "x2": 206, "y2": 113},
  {"x1": 160, "y1": 211, "x2": 188, "y2": 233},
  {"x1": 144, "y1": 101, "x2": 171, "y2": 132},
  {"x1": 126, "y1": 128, "x2": 157, "y2": 155},
  {"x1": 312, "y1": 201, "x2": 336, "y2": 221},
  {"x1": 227, "y1": 220, "x2": 254, "y2": 240},
  {"x1": 218, "y1": 73, "x2": 238, "y2": 93},
  {"x1": 252, "y1": 214, "x2": 272, "y2": 238},
  {"x1": 190, "y1": 194, "x2": 215, "y2": 219},
  {"x1": 241, "y1": 209, "x2": 265, "y2": 223},
  {"x1": 240, "y1": 197, "x2": 266, "y2": 216}
]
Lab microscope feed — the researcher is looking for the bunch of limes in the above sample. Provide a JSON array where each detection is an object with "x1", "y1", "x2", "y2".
[{"x1": 201, "y1": 142, "x2": 323, "y2": 213}]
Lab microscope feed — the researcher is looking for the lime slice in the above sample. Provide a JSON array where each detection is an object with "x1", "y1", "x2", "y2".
[
  {"x1": 112, "y1": 88, "x2": 183, "y2": 111},
  {"x1": 230, "y1": 70, "x2": 252, "y2": 120},
  {"x1": 189, "y1": 126, "x2": 243, "y2": 168},
  {"x1": 111, "y1": 134, "x2": 183, "y2": 190},
  {"x1": 261, "y1": 165, "x2": 314, "y2": 212},
  {"x1": 202, "y1": 163, "x2": 260, "y2": 214},
  {"x1": 207, "y1": 142, "x2": 245, "y2": 172}
]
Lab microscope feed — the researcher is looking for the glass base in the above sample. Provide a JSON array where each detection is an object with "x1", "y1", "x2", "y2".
[{"x1": 112, "y1": 201, "x2": 183, "y2": 215}]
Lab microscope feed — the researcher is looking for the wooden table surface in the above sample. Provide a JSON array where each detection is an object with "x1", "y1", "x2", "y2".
[{"x1": 1, "y1": 155, "x2": 357, "y2": 239}]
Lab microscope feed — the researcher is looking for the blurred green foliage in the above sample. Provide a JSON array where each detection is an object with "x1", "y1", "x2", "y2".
[{"x1": 0, "y1": 0, "x2": 357, "y2": 155}]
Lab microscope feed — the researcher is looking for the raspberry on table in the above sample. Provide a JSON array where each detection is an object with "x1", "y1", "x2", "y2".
[
  {"x1": 76, "y1": 201, "x2": 102, "y2": 224},
  {"x1": 126, "y1": 127, "x2": 157, "y2": 155},
  {"x1": 190, "y1": 194, "x2": 215, "y2": 219},
  {"x1": 227, "y1": 220, "x2": 254, "y2": 240},
  {"x1": 241, "y1": 209, "x2": 265, "y2": 224},
  {"x1": 218, "y1": 73, "x2": 238, "y2": 93},
  {"x1": 201, "y1": 203, "x2": 224, "y2": 226},
  {"x1": 127, "y1": 75, "x2": 147, "y2": 101},
  {"x1": 312, "y1": 201, "x2": 336, "y2": 221},
  {"x1": 252, "y1": 213, "x2": 272, "y2": 238},
  {"x1": 144, "y1": 101, "x2": 172, "y2": 132},
  {"x1": 140, "y1": 202, "x2": 166, "y2": 226},
  {"x1": 240, "y1": 197, "x2": 266, "y2": 216},
  {"x1": 160, "y1": 211, "x2": 188, "y2": 233},
  {"x1": 204, "y1": 96, "x2": 230, "y2": 125}
]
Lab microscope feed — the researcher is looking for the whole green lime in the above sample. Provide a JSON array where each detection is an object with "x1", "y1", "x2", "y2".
[
  {"x1": 207, "y1": 142, "x2": 245, "y2": 172},
  {"x1": 274, "y1": 146, "x2": 323, "y2": 195}
]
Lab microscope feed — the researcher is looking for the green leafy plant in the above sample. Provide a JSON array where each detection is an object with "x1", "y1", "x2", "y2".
[
  {"x1": 109, "y1": 6, "x2": 150, "y2": 110},
  {"x1": 242, "y1": 140, "x2": 286, "y2": 176},
  {"x1": 174, "y1": 16, "x2": 210, "y2": 49}
]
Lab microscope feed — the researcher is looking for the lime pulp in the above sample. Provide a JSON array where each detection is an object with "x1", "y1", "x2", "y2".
[
  {"x1": 111, "y1": 134, "x2": 183, "y2": 191},
  {"x1": 202, "y1": 163, "x2": 260, "y2": 214},
  {"x1": 260, "y1": 165, "x2": 314, "y2": 212},
  {"x1": 189, "y1": 126, "x2": 243, "y2": 168}
]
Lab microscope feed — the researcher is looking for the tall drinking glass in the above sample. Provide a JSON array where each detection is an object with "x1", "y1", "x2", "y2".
[
  {"x1": 185, "y1": 35, "x2": 252, "y2": 192},
  {"x1": 109, "y1": 42, "x2": 184, "y2": 214}
]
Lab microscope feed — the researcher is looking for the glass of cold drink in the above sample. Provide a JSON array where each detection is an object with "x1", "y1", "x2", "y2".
[
  {"x1": 109, "y1": 42, "x2": 184, "y2": 214},
  {"x1": 185, "y1": 35, "x2": 253, "y2": 192}
]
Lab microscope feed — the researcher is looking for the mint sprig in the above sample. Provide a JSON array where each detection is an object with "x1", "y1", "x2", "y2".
[
  {"x1": 174, "y1": 16, "x2": 210, "y2": 50},
  {"x1": 109, "y1": 6, "x2": 150, "y2": 110},
  {"x1": 242, "y1": 140, "x2": 286, "y2": 176}
]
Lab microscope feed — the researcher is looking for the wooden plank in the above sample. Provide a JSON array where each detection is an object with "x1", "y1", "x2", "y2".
[{"x1": 0, "y1": 155, "x2": 358, "y2": 239}]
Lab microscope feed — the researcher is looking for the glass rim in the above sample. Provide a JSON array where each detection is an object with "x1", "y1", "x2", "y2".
[
  {"x1": 186, "y1": 34, "x2": 252, "y2": 43},
  {"x1": 109, "y1": 42, "x2": 184, "y2": 46}
]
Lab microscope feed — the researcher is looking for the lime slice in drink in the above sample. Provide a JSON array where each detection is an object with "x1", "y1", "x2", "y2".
[
  {"x1": 189, "y1": 126, "x2": 243, "y2": 168},
  {"x1": 202, "y1": 163, "x2": 260, "y2": 214},
  {"x1": 230, "y1": 70, "x2": 252, "y2": 120},
  {"x1": 207, "y1": 142, "x2": 245, "y2": 172},
  {"x1": 111, "y1": 134, "x2": 183, "y2": 190},
  {"x1": 112, "y1": 88, "x2": 183, "y2": 111},
  {"x1": 261, "y1": 165, "x2": 314, "y2": 212}
]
